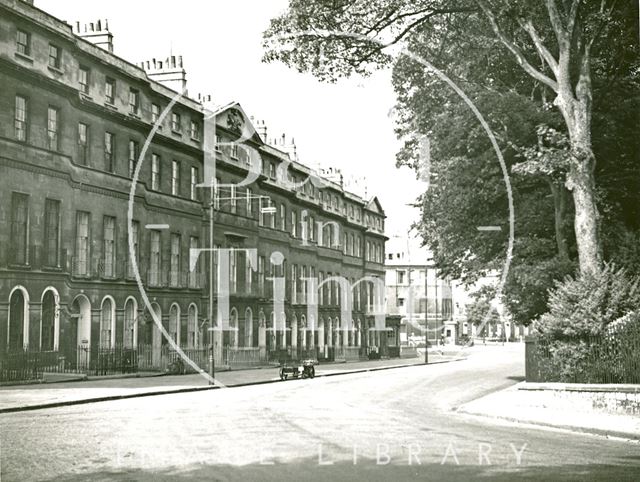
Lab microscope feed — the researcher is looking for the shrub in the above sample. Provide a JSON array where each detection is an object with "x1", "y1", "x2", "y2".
[{"x1": 535, "y1": 264, "x2": 640, "y2": 341}]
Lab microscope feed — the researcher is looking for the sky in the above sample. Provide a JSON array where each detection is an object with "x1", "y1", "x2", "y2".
[{"x1": 37, "y1": 0, "x2": 426, "y2": 238}]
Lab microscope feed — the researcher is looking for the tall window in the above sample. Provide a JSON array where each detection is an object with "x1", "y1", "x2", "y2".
[
  {"x1": 103, "y1": 216, "x2": 116, "y2": 278},
  {"x1": 41, "y1": 291, "x2": 56, "y2": 351},
  {"x1": 171, "y1": 160, "x2": 180, "y2": 196},
  {"x1": 291, "y1": 210, "x2": 297, "y2": 237},
  {"x1": 301, "y1": 266, "x2": 308, "y2": 303},
  {"x1": 190, "y1": 166, "x2": 199, "y2": 201},
  {"x1": 151, "y1": 103, "x2": 160, "y2": 123},
  {"x1": 149, "y1": 230, "x2": 161, "y2": 286},
  {"x1": 43, "y1": 199, "x2": 60, "y2": 267},
  {"x1": 129, "y1": 88, "x2": 139, "y2": 115},
  {"x1": 319, "y1": 272, "x2": 325, "y2": 306},
  {"x1": 397, "y1": 270, "x2": 406, "y2": 284},
  {"x1": 269, "y1": 203, "x2": 276, "y2": 229},
  {"x1": 213, "y1": 244, "x2": 220, "y2": 294},
  {"x1": 16, "y1": 29, "x2": 30, "y2": 56},
  {"x1": 100, "y1": 299, "x2": 113, "y2": 348},
  {"x1": 214, "y1": 177, "x2": 221, "y2": 209},
  {"x1": 291, "y1": 264, "x2": 298, "y2": 304},
  {"x1": 79, "y1": 66, "x2": 90, "y2": 94},
  {"x1": 230, "y1": 185, "x2": 236, "y2": 213},
  {"x1": 246, "y1": 188, "x2": 253, "y2": 216},
  {"x1": 48, "y1": 44, "x2": 60, "y2": 69},
  {"x1": 280, "y1": 204, "x2": 286, "y2": 231},
  {"x1": 171, "y1": 112, "x2": 181, "y2": 132},
  {"x1": 78, "y1": 123, "x2": 89, "y2": 165},
  {"x1": 151, "y1": 154, "x2": 160, "y2": 190},
  {"x1": 229, "y1": 249, "x2": 237, "y2": 293},
  {"x1": 10, "y1": 193, "x2": 29, "y2": 265},
  {"x1": 170, "y1": 234, "x2": 181, "y2": 287},
  {"x1": 105, "y1": 77, "x2": 115, "y2": 104},
  {"x1": 128, "y1": 220, "x2": 139, "y2": 278},
  {"x1": 190, "y1": 120, "x2": 200, "y2": 140},
  {"x1": 14, "y1": 95, "x2": 28, "y2": 142},
  {"x1": 104, "y1": 132, "x2": 114, "y2": 172},
  {"x1": 75, "y1": 211, "x2": 90, "y2": 276},
  {"x1": 128, "y1": 140, "x2": 139, "y2": 177},
  {"x1": 188, "y1": 305, "x2": 197, "y2": 348},
  {"x1": 47, "y1": 106, "x2": 59, "y2": 150},
  {"x1": 245, "y1": 253, "x2": 253, "y2": 293},
  {"x1": 258, "y1": 255, "x2": 265, "y2": 295},
  {"x1": 189, "y1": 237, "x2": 199, "y2": 288}
]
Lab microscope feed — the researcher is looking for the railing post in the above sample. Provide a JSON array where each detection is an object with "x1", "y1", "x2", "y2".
[{"x1": 524, "y1": 335, "x2": 538, "y2": 382}]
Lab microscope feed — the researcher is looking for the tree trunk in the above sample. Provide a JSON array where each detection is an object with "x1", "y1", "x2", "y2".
[
  {"x1": 548, "y1": 179, "x2": 570, "y2": 261},
  {"x1": 556, "y1": 94, "x2": 602, "y2": 275}
]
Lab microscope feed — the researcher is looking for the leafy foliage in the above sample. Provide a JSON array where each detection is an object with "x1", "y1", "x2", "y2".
[
  {"x1": 503, "y1": 256, "x2": 575, "y2": 326},
  {"x1": 535, "y1": 264, "x2": 640, "y2": 341},
  {"x1": 535, "y1": 313, "x2": 640, "y2": 383},
  {"x1": 263, "y1": 0, "x2": 640, "y2": 324},
  {"x1": 465, "y1": 285, "x2": 501, "y2": 331}
]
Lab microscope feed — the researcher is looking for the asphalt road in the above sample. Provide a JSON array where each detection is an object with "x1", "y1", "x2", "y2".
[{"x1": 1, "y1": 345, "x2": 638, "y2": 481}]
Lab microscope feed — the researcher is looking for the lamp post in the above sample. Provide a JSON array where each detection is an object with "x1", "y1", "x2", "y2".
[
  {"x1": 424, "y1": 262, "x2": 428, "y2": 364},
  {"x1": 208, "y1": 178, "x2": 216, "y2": 385}
]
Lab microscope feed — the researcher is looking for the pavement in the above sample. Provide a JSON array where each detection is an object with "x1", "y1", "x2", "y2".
[
  {"x1": 2, "y1": 343, "x2": 639, "y2": 481},
  {"x1": 0, "y1": 352, "x2": 460, "y2": 413},
  {"x1": 457, "y1": 381, "x2": 640, "y2": 441}
]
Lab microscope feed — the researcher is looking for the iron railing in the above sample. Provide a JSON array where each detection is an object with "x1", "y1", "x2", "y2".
[
  {"x1": 0, "y1": 345, "x2": 137, "y2": 382},
  {"x1": 525, "y1": 324, "x2": 640, "y2": 383}
]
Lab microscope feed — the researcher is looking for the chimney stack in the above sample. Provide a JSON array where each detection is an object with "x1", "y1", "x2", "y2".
[
  {"x1": 75, "y1": 19, "x2": 113, "y2": 53},
  {"x1": 279, "y1": 133, "x2": 297, "y2": 161},
  {"x1": 257, "y1": 120, "x2": 268, "y2": 142},
  {"x1": 140, "y1": 55, "x2": 188, "y2": 94}
]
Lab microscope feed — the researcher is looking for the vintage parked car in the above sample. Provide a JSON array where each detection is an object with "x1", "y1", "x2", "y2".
[{"x1": 279, "y1": 358, "x2": 316, "y2": 380}]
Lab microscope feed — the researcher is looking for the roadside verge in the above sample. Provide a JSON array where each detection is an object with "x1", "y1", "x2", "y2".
[{"x1": 456, "y1": 381, "x2": 640, "y2": 441}]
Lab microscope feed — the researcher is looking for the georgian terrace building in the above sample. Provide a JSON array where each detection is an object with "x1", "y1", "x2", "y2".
[{"x1": 0, "y1": 0, "x2": 387, "y2": 375}]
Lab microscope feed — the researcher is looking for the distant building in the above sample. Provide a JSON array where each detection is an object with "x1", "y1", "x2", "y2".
[{"x1": 385, "y1": 236, "x2": 453, "y2": 345}]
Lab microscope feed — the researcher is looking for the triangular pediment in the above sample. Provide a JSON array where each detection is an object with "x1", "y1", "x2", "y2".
[
  {"x1": 366, "y1": 196, "x2": 385, "y2": 215},
  {"x1": 205, "y1": 101, "x2": 264, "y2": 146}
]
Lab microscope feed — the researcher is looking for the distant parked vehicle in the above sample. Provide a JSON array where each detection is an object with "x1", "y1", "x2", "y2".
[
  {"x1": 279, "y1": 358, "x2": 316, "y2": 380},
  {"x1": 458, "y1": 335, "x2": 474, "y2": 346}
]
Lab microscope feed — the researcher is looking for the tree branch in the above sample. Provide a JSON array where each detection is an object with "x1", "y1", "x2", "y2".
[
  {"x1": 519, "y1": 19, "x2": 559, "y2": 76},
  {"x1": 476, "y1": 1, "x2": 559, "y2": 92}
]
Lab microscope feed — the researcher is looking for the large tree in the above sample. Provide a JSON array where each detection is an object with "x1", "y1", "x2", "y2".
[{"x1": 264, "y1": 0, "x2": 637, "y2": 276}]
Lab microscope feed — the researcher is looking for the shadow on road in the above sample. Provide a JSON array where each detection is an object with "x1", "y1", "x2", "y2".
[{"x1": 40, "y1": 456, "x2": 640, "y2": 482}]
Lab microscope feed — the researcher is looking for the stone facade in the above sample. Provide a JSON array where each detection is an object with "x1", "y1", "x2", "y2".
[{"x1": 0, "y1": 0, "x2": 387, "y2": 370}]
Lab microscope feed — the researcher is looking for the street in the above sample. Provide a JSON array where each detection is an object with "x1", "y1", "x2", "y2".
[{"x1": 1, "y1": 345, "x2": 638, "y2": 481}]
